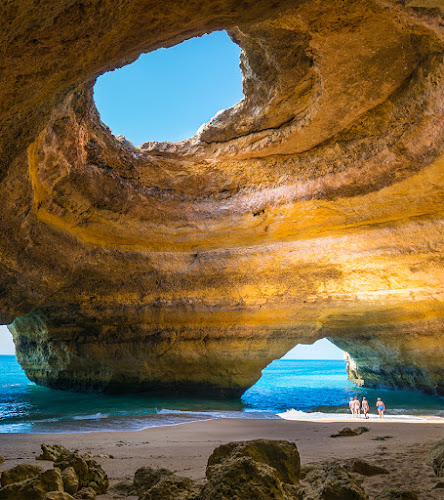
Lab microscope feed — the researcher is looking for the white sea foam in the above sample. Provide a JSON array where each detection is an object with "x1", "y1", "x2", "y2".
[
  {"x1": 277, "y1": 409, "x2": 434, "y2": 422},
  {"x1": 73, "y1": 412, "x2": 109, "y2": 420}
]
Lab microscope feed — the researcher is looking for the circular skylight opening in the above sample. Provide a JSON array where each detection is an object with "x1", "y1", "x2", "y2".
[{"x1": 94, "y1": 30, "x2": 243, "y2": 146}]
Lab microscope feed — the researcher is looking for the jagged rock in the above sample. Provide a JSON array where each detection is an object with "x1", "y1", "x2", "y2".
[
  {"x1": 54, "y1": 452, "x2": 108, "y2": 495},
  {"x1": 133, "y1": 467, "x2": 174, "y2": 492},
  {"x1": 132, "y1": 467, "x2": 198, "y2": 500},
  {"x1": 426, "y1": 438, "x2": 444, "y2": 476},
  {"x1": 331, "y1": 427, "x2": 370, "y2": 438},
  {"x1": 343, "y1": 459, "x2": 389, "y2": 476},
  {"x1": 200, "y1": 456, "x2": 293, "y2": 500},
  {"x1": 44, "y1": 493, "x2": 76, "y2": 500},
  {"x1": 0, "y1": 0, "x2": 444, "y2": 399},
  {"x1": 61, "y1": 467, "x2": 79, "y2": 495},
  {"x1": 113, "y1": 479, "x2": 133, "y2": 493},
  {"x1": 0, "y1": 468, "x2": 64, "y2": 500},
  {"x1": 374, "y1": 489, "x2": 419, "y2": 500},
  {"x1": 303, "y1": 463, "x2": 369, "y2": 500},
  {"x1": 139, "y1": 474, "x2": 199, "y2": 500},
  {"x1": 0, "y1": 464, "x2": 43, "y2": 486},
  {"x1": 38, "y1": 444, "x2": 71, "y2": 461},
  {"x1": 206, "y1": 439, "x2": 301, "y2": 484},
  {"x1": 199, "y1": 440, "x2": 302, "y2": 500},
  {"x1": 73, "y1": 487, "x2": 96, "y2": 499}
]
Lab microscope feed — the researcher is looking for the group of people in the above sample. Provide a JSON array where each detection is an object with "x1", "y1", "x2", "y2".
[{"x1": 348, "y1": 396, "x2": 385, "y2": 419}]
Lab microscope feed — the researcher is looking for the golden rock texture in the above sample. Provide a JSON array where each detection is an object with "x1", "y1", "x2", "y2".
[{"x1": 1, "y1": 0, "x2": 443, "y2": 396}]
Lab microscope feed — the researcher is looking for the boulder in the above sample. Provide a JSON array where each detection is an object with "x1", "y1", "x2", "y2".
[
  {"x1": 331, "y1": 427, "x2": 370, "y2": 438},
  {"x1": 54, "y1": 452, "x2": 108, "y2": 495},
  {"x1": 38, "y1": 444, "x2": 71, "y2": 461},
  {"x1": 140, "y1": 474, "x2": 199, "y2": 500},
  {"x1": 303, "y1": 463, "x2": 369, "y2": 500},
  {"x1": 61, "y1": 466, "x2": 79, "y2": 495},
  {"x1": 199, "y1": 456, "x2": 293, "y2": 500},
  {"x1": 206, "y1": 439, "x2": 301, "y2": 484},
  {"x1": 133, "y1": 467, "x2": 174, "y2": 492},
  {"x1": 73, "y1": 487, "x2": 96, "y2": 499},
  {"x1": 132, "y1": 467, "x2": 198, "y2": 500},
  {"x1": 374, "y1": 489, "x2": 419, "y2": 500},
  {"x1": 44, "y1": 493, "x2": 76, "y2": 500},
  {"x1": 0, "y1": 464, "x2": 43, "y2": 486},
  {"x1": 199, "y1": 440, "x2": 302, "y2": 500},
  {"x1": 426, "y1": 438, "x2": 444, "y2": 477},
  {"x1": 0, "y1": 468, "x2": 64, "y2": 500},
  {"x1": 343, "y1": 459, "x2": 389, "y2": 476}
]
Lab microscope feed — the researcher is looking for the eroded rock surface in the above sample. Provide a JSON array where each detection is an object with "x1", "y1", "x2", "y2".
[{"x1": 0, "y1": 0, "x2": 443, "y2": 395}]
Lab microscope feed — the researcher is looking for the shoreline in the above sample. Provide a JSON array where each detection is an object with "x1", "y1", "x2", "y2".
[{"x1": 1, "y1": 410, "x2": 442, "y2": 435}]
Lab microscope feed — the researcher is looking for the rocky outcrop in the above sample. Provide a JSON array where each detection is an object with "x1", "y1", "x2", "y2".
[
  {"x1": 426, "y1": 438, "x2": 444, "y2": 477},
  {"x1": 0, "y1": 469, "x2": 64, "y2": 500},
  {"x1": 1, "y1": 464, "x2": 44, "y2": 487},
  {"x1": 37, "y1": 444, "x2": 71, "y2": 462},
  {"x1": 128, "y1": 439, "x2": 371, "y2": 499},
  {"x1": 1, "y1": 1, "x2": 444, "y2": 396},
  {"x1": 374, "y1": 490, "x2": 419, "y2": 500},
  {"x1": 0, "y1": 446, "x2": 108, "y2": 500}
]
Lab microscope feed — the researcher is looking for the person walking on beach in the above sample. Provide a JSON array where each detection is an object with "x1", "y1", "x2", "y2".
[
  {"x1": 362, "y1": 397, "x2": 369, "y2": 419},
  {"x1": 349, "y1": 397, "x2": 355, "y2": 416},
  {"x1": 353, "y1": 396, "x2": 361, "y2": 418},
  {"x1": 376, "y1": 397, "x2": 385, "y2": 419}
]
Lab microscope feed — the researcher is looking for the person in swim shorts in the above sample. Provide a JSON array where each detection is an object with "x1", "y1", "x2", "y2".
[
  {"x1": 353, "y1": 396, "x2": 361, "y2": 418},
  {"x1": 376, "y1": 397, "x2": 385, "y2": 419},
  {"x1": 361, "y1": 397, "x2": 369, "y2": 419}
]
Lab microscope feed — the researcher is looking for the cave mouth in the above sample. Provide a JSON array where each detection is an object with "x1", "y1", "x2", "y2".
[
  {"x1": 241, "y1": 339, "x2": 355, "y2": 413},
  {"x1": 0, "y1": 325, "x2": 14, "y2": 355},
  {"x1": 93, "y1": 30, "x2": 243, "y2": 146}
]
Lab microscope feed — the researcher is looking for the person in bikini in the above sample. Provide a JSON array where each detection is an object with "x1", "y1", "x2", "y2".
[
  {"x1": 353, "y1": 396, "x2": 361, "y2": 418},
  {"x1": 361, "y1": 397, "x2": 369, "y2": 419},
  {"x1": 376, "y1": 397, "x2": 385, "y2": 418}
]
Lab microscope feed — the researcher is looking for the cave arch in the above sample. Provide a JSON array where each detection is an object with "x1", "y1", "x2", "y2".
[{"x1": 0, "y1": 1, "x2": 443, "y2": 397}]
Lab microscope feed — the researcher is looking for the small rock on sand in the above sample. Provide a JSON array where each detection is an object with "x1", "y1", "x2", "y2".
[
  {"x1": 343, "y1": 458, "x2": 389, "y2": 476},
  {"x1": 331, "y1": 427, "x2": 370, "y2": 438}
]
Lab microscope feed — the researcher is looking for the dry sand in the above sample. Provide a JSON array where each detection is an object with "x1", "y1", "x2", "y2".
[{"x1": 1, "y1": 417, "x2": 443, "y2": 499}]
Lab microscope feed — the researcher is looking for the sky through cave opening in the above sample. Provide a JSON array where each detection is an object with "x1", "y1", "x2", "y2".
[
  {"x1": 241, "y1": 339, "x2": 354, "y2": 413},
  {"x1": 94, "y1": 30, "x2": 243, "y2": 146}
]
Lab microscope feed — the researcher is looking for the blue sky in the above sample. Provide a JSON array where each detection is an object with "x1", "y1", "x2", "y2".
[
  {"x1": 0, "y1": 32, "x2": 344, "y2": 360},
  {"x1": 94, "y1": 30, "x2": 244, "y2": 145}
]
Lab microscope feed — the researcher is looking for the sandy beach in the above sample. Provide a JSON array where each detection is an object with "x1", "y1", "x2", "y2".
[{"x1": 1, "y1": 417, "x2": 443, "y2": 499}]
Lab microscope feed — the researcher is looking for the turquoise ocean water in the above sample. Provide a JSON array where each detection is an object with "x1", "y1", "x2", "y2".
[{"x1": 0, "y1": 356, "x2": 442, "y2": 433}]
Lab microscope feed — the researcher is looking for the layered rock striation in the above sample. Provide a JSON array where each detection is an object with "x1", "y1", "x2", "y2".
[{"x1": 1, "y1": 0, "x2": 443, "y2": 396}]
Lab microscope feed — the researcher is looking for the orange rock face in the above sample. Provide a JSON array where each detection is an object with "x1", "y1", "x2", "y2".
[{"x1": 1, "y1": 0, "x2": 443, "y2": 396}]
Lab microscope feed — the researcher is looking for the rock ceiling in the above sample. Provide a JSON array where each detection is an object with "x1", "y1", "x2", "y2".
[{"x1": 0, "y1": 0, "x2": 443, "y2": 396}]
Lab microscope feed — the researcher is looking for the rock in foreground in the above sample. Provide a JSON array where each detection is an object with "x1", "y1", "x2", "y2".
[
  {"x1": 0, "y1": 445, "x2": 108, "y2": 500},
  {"x1": 426, "y1": 438, "x2": 444, "y2": 477}
]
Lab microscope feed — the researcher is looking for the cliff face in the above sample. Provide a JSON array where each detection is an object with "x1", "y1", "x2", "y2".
[{"x1": 1, "y1": 0, "x2": 443, "y2": 396}]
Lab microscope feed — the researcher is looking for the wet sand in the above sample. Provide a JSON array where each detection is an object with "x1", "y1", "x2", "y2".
[{"x1": 1, "y1": 418, "x2": 443, "y2": 499}]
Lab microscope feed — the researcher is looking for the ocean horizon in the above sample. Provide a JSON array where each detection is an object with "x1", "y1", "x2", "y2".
[{"x1": 0, "y1": 355, "x2": 442, "y2": 433}]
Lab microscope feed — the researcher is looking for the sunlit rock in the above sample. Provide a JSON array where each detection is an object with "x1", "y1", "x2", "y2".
[{"x1": 0, "y1": 0, "x2": 443, "y2": 396}]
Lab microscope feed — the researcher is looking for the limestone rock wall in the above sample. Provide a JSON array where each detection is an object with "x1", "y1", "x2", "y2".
[{"x1": 0, "y1": 0, "x2": 443, "y2": 396}]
